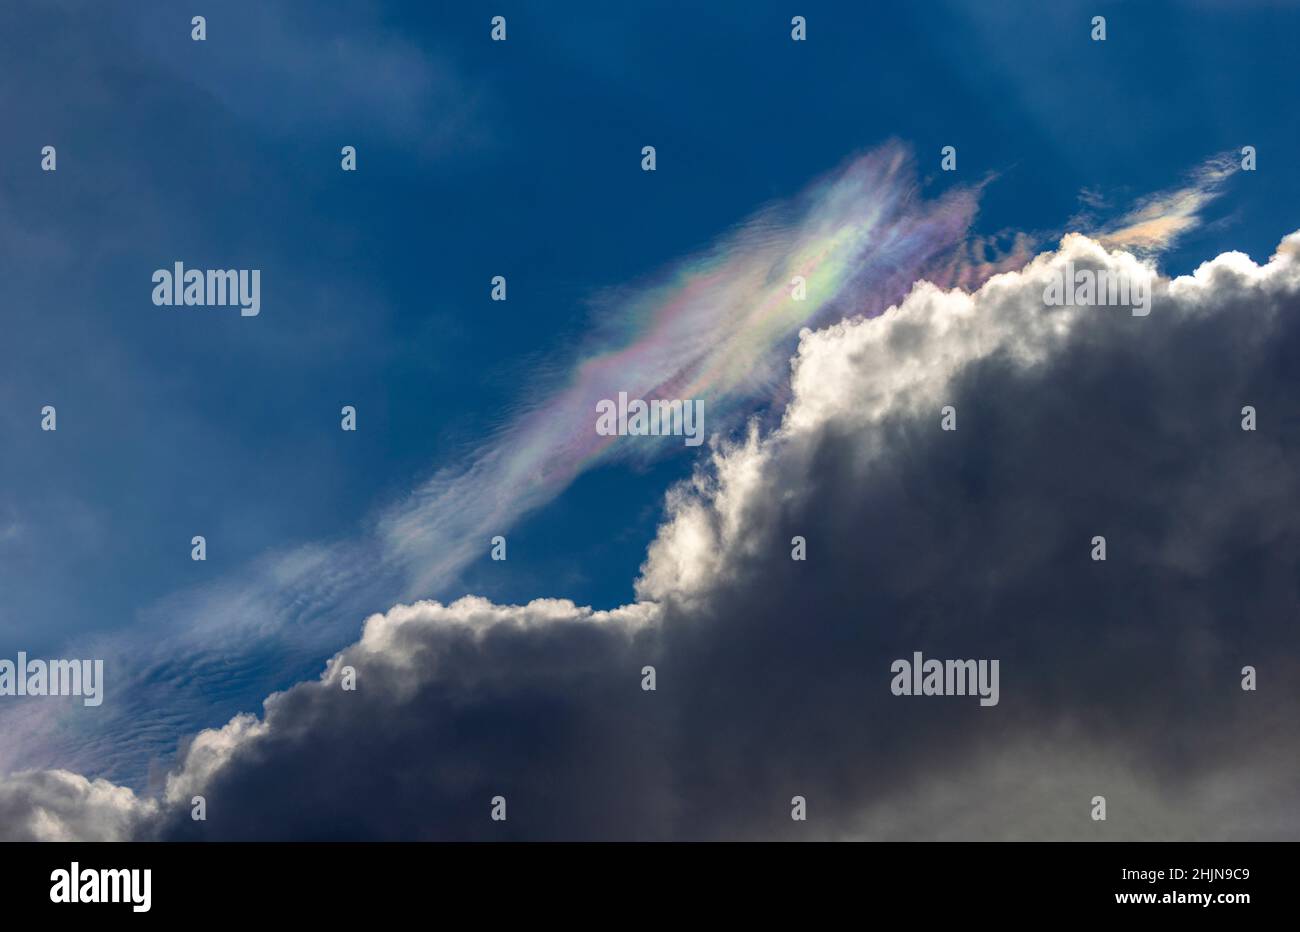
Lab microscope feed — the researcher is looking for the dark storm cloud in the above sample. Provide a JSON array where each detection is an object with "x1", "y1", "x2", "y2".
[
  {"x1": 153, "y1": 599, "x2": 673, "y2": 840},
  {"x1": 633, "y1": 234, "x2": 1300, "y2": 839},
  {"x1": 5, "y1": 232, "x2": 1299, "y2": 841}
]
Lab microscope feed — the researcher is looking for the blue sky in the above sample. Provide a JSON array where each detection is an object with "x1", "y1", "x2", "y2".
[{"x1": 1, "y1": 0, "x2": 1298, "y2": 787}]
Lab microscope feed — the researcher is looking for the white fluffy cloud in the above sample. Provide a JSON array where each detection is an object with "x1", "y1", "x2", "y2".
[
  {"x1": 0, "y1": 769, "x2": 156, "y2": 842},
  {"x1": 640, "y1": 230, "x2": 1300, "y2": 604}
]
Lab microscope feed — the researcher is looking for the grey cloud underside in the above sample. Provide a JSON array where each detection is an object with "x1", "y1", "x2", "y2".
[{"x1": 7, "y1": 233, "x2": 1300, "y2": 841}]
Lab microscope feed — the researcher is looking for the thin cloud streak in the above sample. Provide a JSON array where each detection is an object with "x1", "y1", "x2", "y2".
[{"x1": 1091, "y1": 153, "x2": 1238, "y2": 253}]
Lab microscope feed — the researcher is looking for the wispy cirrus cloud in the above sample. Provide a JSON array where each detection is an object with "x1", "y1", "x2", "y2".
[
  {"x1": 378, "y1": 142, "x2": 1001, "y2": 594},
  {"x1": 1086, "y1": 153, "x2": 1239, "y2": 253}
]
